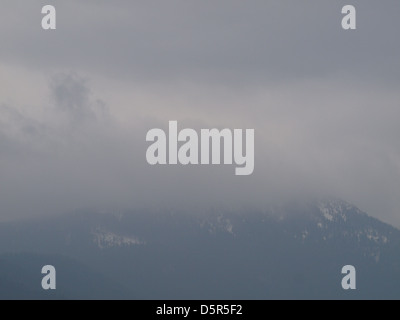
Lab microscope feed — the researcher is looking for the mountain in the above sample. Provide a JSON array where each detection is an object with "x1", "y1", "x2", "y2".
[
  {"x1": 0, "y1": 199, "x2": 399, "y2": 299},
  {"x1": 0, "y1": 252, "x2": 133, "y2": 299}
]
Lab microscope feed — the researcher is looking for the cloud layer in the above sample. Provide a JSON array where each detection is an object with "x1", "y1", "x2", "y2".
[{"x1": 0, "y1": 1, "x2": 399, "y2": 226}]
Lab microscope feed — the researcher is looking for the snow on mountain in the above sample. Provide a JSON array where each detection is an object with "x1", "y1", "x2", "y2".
[
  {"x1": 91, "y1": 227, "x2": 145, "y2": 249},
  {"x1": 315, "y1": 199, "x2": 394, "y2": 244},
  {"x1": 317, "y1": 199, "x2": 364, "y2": 223},
  {"x1": 0, "y1": 198, "x2": 399, "y2": 299},
  {"x1": 199, "y1": 215, "x2": 235, "y2": 235}
]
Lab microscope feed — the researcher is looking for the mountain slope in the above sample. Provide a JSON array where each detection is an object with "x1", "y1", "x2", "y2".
[
  {"x1": 0, "y1": 199, "x2": 399, "y2": 299},
  {"x1": 0, "y1": 253, "x2": 133, "y2": 299}
]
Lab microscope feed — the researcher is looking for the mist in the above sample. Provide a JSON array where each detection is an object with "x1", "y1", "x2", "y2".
[{"x1": 0, "y1": 1, "x2": 399, "y2": 227}]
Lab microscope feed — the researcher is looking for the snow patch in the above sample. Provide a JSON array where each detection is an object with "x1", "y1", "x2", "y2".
[
  {"x1": 324, "y1": 212, "x2": 334, "y2": 222},
  {"x1": 318, "y1": 200, "x2": 349, "y2": 222},
  {"x1": 225, "y1": 220, "x2": 234, "y2": 234},
  {"x1": 365, "y1": 228, "x2": 389, "y2": 244},
  {"x1": 92, "y1": 228, "x2": 145, "y2": 249}
]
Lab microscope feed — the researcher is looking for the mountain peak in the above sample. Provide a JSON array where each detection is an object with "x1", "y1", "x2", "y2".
[{"x1": 317, "y1": 198, "x2": 365, "y2": 223}]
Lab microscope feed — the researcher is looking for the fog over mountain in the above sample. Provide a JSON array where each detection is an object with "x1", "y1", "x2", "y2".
[
  {"x1": 1, "y1": 1, "x2": 400, "y2": 226},
  {"x1": 0, "y1": 1, "x2": 399, "y2": 299},
  {"x1": 0, "y1": 199, "x2": 399, "y2": 299}
]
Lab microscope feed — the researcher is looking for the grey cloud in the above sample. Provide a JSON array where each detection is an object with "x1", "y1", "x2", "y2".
[
  {"x1": 1, "y1": 1, "x2": 399, "y2": 85},
  {"x1": 0, "y1": 74, "x2": 131, "y2": 219},
  {"x1": 49, "y1": 73, "x2": 109, "y2": 126},
  {"x1": 51, "y1": 74, "x2": 93, "y2": 120},
  {"x1": 0, "y1": 1, "x2": 400, "y2": 227}
]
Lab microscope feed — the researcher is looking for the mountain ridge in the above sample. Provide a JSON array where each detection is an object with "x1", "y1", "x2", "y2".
[{"x1": 0, "y1": 198, "x2": 399, "y2": 299}]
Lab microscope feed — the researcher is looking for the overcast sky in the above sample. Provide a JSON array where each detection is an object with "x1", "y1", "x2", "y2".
[{"x1": 1, "y1": 1, "x2": 400, "y2": 226}]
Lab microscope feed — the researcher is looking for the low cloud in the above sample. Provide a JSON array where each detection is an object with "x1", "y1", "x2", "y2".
[{"x1": 0, "y1": 1, "x2": 399, "y2": 227}]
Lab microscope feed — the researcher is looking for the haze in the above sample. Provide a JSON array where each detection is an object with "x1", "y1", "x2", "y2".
[{"x1": 0, "y1": 1, "x2": 399, "y2": 227}]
